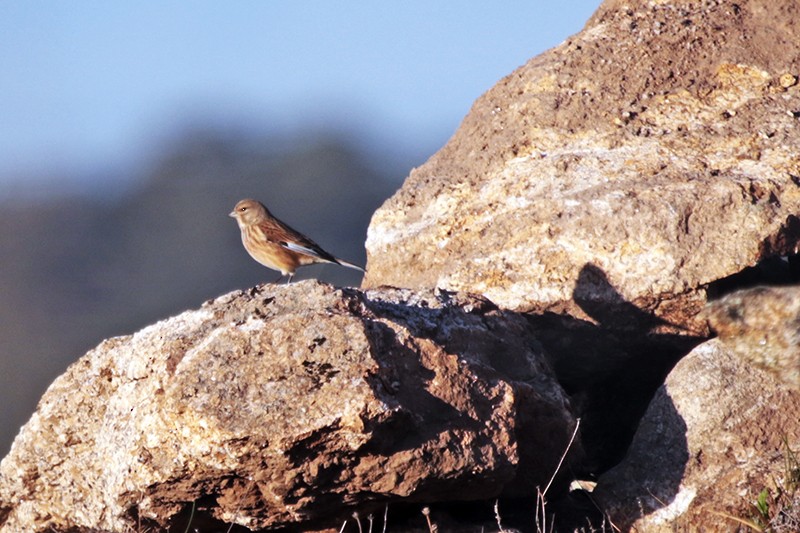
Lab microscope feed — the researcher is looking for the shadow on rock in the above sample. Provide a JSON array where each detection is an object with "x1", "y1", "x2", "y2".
[{"x1": 528, "y1": 264, "x2": 704, "y2": 528}]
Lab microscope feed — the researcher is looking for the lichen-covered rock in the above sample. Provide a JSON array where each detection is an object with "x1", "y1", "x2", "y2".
[
  {"x1": 364, "y1": 0, "x2": 800, "y2": 329},
  {"x1": 0, "y1": 281, "x2": 579, "y2": 532}
]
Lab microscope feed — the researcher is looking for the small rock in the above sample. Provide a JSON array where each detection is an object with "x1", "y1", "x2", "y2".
[
  {"x1": 779, "y1": 72, "x2": 798, "y2": 88},
  {"x1": 704, "y1": 285, "x2": 800, "y2": 391}
]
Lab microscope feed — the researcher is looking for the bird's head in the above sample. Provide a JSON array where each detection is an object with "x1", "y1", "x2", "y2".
[{"x1": 229, "y1": 199, "x2": 269, "y2": 226}]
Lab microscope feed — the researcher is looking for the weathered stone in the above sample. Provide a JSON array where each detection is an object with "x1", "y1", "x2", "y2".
[
  {"x1": 594, "y1": 337, "x2": 800, "y2": 532},
  {"x1": 704, "y1": 285, "x2": 800, "y2": 391},
  {"x1": 363, "y1": 0, "x2": 800, "y2": 330},
  {"x1": 0, "y1": 281, "x2": 579, "y2": 532}
]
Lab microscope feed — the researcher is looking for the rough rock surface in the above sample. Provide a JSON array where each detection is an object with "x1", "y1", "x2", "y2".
[
  {"x1": 0, "y1": 281, "x2": 579, "y2": 532},
  {"x1": 705, "y1": 285, "x2": 800, "y2": 391},
  {"x1": 594, "y1": 335, "x2": 800, "y2": 531},
  {"x1": 364, "y1": 0, "x2": 800, "y2": 329}
]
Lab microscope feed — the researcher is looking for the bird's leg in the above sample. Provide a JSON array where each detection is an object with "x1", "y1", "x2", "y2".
[
  {"x1": 272, "y1": 273, "x2": 284, "y2": 284},
  {"x1": 286, "y1": 273, "x2": 294, "y2": 285}
]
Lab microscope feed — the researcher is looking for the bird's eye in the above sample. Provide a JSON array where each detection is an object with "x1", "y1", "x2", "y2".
[{"x1": 240, "y1": 207, "x2": 247, "y2": 212}]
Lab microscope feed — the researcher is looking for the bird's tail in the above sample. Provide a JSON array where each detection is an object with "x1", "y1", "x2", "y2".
[{"x1": 335, "y1": 257, "x2": 366, "y2": 272}]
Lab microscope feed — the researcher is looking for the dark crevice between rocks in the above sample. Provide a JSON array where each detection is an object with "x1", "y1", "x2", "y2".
[
  {"x1": 533, "y1": 264, "x2": 705, "y2": 477},
  {"x1": 708, "y1": 214, "x2": 800, "y2": 299},
  {"x1": 537, "y1": 247, "x2": 800, "y2": 529},
  {"x1": 162, "y1": 499, "x2": 547, "y2": 533},
  {"x1": 707, "y1": 254, "x2": 800, "y2": 300},
  {"x1": 527, "y1": 264, "x2": 705, "y2": 531}
]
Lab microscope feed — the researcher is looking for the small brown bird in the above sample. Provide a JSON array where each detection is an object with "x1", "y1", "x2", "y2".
[{"x1": 229, "y1": 198, "x2": 365, "y2": 283}]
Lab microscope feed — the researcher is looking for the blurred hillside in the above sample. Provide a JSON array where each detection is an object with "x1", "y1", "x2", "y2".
[{"x1": 0, "y1": 128, "x2": 409, "y2": 455}]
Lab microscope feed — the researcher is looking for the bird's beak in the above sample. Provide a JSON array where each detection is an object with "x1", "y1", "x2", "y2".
[{"x1": 228, "y1": 211, "x2": 237, "y2": 218}]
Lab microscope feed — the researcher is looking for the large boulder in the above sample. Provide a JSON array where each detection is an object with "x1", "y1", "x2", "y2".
[
  {"x1": 364, "y1": 0, "x2": 800, "y2": 329},
  {"x1": 0, "y1": 282, "x2": 579, "y2": 532}
]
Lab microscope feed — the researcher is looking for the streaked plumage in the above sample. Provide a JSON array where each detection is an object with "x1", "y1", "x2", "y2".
[{"x1": 229, "y1": 198, "x2": 365, "y2": 283}]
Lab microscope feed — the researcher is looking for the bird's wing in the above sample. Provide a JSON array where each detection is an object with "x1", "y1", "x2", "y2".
[{"x1": 259, "y1": 218, "x2": 338, "y2": 263}]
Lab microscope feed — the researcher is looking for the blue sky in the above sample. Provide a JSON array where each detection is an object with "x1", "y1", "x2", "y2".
[{"x1": 0, "y1": 2, "x2": 600, "y2": 191}]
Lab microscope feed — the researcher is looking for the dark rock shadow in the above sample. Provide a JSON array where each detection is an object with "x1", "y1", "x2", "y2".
[
  {"x1": 358, "y1": 318, "x2": 485, "y2": 457},
  {"x1": 707, "y1": 253, "x2": 800, "y2": 299},
  {"x1": 526, "y1": 264, "x2": 704, "y2": 529}
]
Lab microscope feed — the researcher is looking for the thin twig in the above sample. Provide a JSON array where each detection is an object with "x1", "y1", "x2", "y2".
[
  {"x1": 353, "y1": 511, "x2": 363, "y2": 533},
  {"x1": 534, "y1": 418, "x2": 580, "y2": 533},
  {"x1": 535, "y1": 488, "x2": 547, "y2": 533},
  {"x1": 422, "y1": 506, "x2": 436, "y2": 533},
  {"x1": 182, "y1": 501, "x2": 196, "y2": 533},
  {"x1": 494, "y1": 499, "x2": 505, "y2": 532},
  {"x1": 542, "y1": 418, "x2": 581, "y2": 498}
]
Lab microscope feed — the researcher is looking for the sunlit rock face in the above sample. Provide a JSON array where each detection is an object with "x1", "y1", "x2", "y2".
[{"x1": 364, "y1": 0, "x2": 800, "y2": 331}]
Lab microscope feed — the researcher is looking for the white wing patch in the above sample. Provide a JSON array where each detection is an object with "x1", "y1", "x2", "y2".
[{"x1": 284, "y1": 241, "x2": 324, "y2": 258}]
